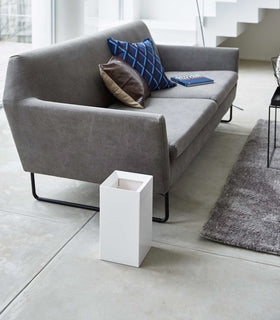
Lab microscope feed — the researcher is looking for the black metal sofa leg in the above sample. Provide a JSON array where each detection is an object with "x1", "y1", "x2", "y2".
[
  {"x1": 30, "y1": 173, "x2": 100, "y2": 211},
  {"x1": 152, "y1": 193, "x2": 169, "y2": 223},
  {"x1": 221, "y1": 105, "x2": 233, "y2": 123},
  {"x1": 30, "y1": 173, "x2": 170, "y2": 222}
]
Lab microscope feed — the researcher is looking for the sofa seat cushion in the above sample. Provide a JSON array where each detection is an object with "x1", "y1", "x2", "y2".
[
  {"x1": 151, "y1": 71, "x2": 238, "y2": 105},
  {"x1": 110, "y1": 98, "x2": 218, "y2": 159}
]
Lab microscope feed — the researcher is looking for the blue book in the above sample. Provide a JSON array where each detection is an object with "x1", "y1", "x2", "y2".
[{"x1": 170, "y1": 74, "x2": 214, "y2": 87}]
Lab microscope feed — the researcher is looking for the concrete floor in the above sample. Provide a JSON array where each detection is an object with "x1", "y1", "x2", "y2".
[{"x1": 1, "y1": 59, "x2": 280, "y2": 319}]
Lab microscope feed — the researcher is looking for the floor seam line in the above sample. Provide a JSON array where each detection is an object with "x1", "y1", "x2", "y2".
[
  {"x1": 153, "y1": 239, "x2": 280, "y2": 268},
  {"x1": 0, "y1": 207, "x2": 97, "y2": 223},
  {"x1": 0, "y1": 213, "x2": 96, "y2": 316}
]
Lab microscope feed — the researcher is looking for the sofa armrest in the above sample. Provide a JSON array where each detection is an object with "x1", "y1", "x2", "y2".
[
  {"x1": 157, "y1": 44, "x2": 239, "y2": 72},
  {"x1": 5, "y1": 98, "x2": 170, "y2": 193}
]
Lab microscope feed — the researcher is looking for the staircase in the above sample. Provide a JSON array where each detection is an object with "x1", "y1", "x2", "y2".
[
  {"x1": 204, "y1": 0, "x2": 280, "y2": 46},
  {"x1": 93, "y1": 0, "x2": 280, "y2": 48},
  {"x1": 141, "y1": 0, "x2": 280, "y2": 47}
]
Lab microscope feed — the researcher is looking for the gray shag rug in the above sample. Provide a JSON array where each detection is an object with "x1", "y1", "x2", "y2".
[{"x1": 201, "y1": 119, "x2": 280, "y2": 255}]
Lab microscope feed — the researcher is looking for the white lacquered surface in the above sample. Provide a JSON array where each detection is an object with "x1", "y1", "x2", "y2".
[{"x1": 99, "y1": 170, "x2": 153, "y2": 267}]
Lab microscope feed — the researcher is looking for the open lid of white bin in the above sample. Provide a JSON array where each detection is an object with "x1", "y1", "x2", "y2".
[{"x1": 101, "y1": 170, "x2": 153, "y2": 193}]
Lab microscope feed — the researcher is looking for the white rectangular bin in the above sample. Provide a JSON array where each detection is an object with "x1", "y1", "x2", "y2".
[{"x1": 99, "y1": 170, "x2": 153, "y2": 267}]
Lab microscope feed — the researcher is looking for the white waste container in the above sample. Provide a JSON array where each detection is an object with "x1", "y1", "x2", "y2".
[{"x1": 99, "y1": 170, "x2": 153, "y2": 267}]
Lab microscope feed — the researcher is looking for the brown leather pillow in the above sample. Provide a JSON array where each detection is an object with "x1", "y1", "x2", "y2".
[{"x1": 99, "y1": 56, "x2": 150, "y2": 108}]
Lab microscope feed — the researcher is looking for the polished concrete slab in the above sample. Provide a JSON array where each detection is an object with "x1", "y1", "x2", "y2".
[
  {"x1": 1, "y1": 216, "x2": 280, "y2": 320},
  {"x1": 0, "y1": 60, "x2": 279, "y2": 319},
  {"x1": 0, "y1": 209, "x2": 96, "y2": 313}
]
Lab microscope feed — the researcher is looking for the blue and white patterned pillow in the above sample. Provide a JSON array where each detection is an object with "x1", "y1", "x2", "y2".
[{"x1": 107, "y1": 37, "x2": 176, "y2": 91}]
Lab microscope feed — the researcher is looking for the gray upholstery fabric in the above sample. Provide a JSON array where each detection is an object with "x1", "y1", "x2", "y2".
[
  {"x1": 110, "y1": 98, "x2": 218, "y2": 159},
  {"x1": 3, "y1": 20, "x2": 239, "y2": 195},
  {"x1": 152, "y1": 71, "x2": 238, "y2": 105},
  {"x1": 3, "y1": 21, "x2": 153, "y2": 107},
  {"x1": 4, "y1": 97, "x2": 170, "y2": 194},
  {"x1": 170, "y1": 85, "x2": 237, "y2": 186},
  {"x1": 157, "y1": 44, "x2": 239, "y2": 72}
]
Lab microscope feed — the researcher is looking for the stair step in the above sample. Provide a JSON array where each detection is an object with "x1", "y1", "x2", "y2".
[
  {"x1": 203, "y1": 0, "x2": 280, "y2": 46},
  {"x1": 205, "y1": 16, "x2": 244, "y2": 38},
  {"x1": 255, "y1": 0, "x2": 280, "y2": 9},
  {"x1": 217, "y1": 2, "x2": 259, "y2": 24},
  {"x1": 142, "y1": 1, "x2": 280, "y2": 47}
]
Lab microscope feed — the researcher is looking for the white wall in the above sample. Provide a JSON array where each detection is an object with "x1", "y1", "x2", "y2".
[
  {"x1": 32, "y1": 0, "x2": 85, "y2": 46},
  {"x1": 84, "y1": 0, "x2": 99, "y2": 34},
  {"x1": 55, "y1": 0, "x2": 85, "y2": 43},
  {"x1": 123, "y1": 0, "x2": 140, "y2": 20},
  {"x1": 32, "y1": 0, "x2": 52, "y2": 48},
  {"x1": 221, "y1": 9, "x2": 280, "y2": 61},
  {"x1": 140, "y1": 0, "x2": 196, "y2": 20}
]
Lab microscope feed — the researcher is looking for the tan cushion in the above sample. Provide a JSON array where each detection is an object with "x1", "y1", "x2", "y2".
[{"x1": 99, "y1": 56, "x2": 150, "y2": 108}]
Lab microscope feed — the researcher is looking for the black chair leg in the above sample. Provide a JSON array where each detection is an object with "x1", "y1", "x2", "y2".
[
  {"x1": 30, "y1": 173, "x2": 100, "y2": 211},
  {"x1": 152, "y1": 192, "x2": 169, "y2": 223},
  {"x1": 221, "y1": 105, "x2": 233, "y2": 123},
  {"x1": 30, "y1": 173, "x2": 170, "y2": 222}
]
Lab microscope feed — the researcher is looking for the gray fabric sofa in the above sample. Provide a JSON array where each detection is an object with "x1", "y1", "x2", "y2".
[{"x1": 3, "y1": 20, "x2": 238, "y2": 222}]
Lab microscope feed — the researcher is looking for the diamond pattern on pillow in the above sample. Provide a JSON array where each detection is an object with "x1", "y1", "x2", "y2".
[{"x1": 107, "y1": 37, "x2": 176, "y2": 91}]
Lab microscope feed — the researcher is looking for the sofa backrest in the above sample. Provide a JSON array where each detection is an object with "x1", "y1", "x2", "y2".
[{"x1": 4, "y1": 21, "x2": 152, "y2": 107}]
